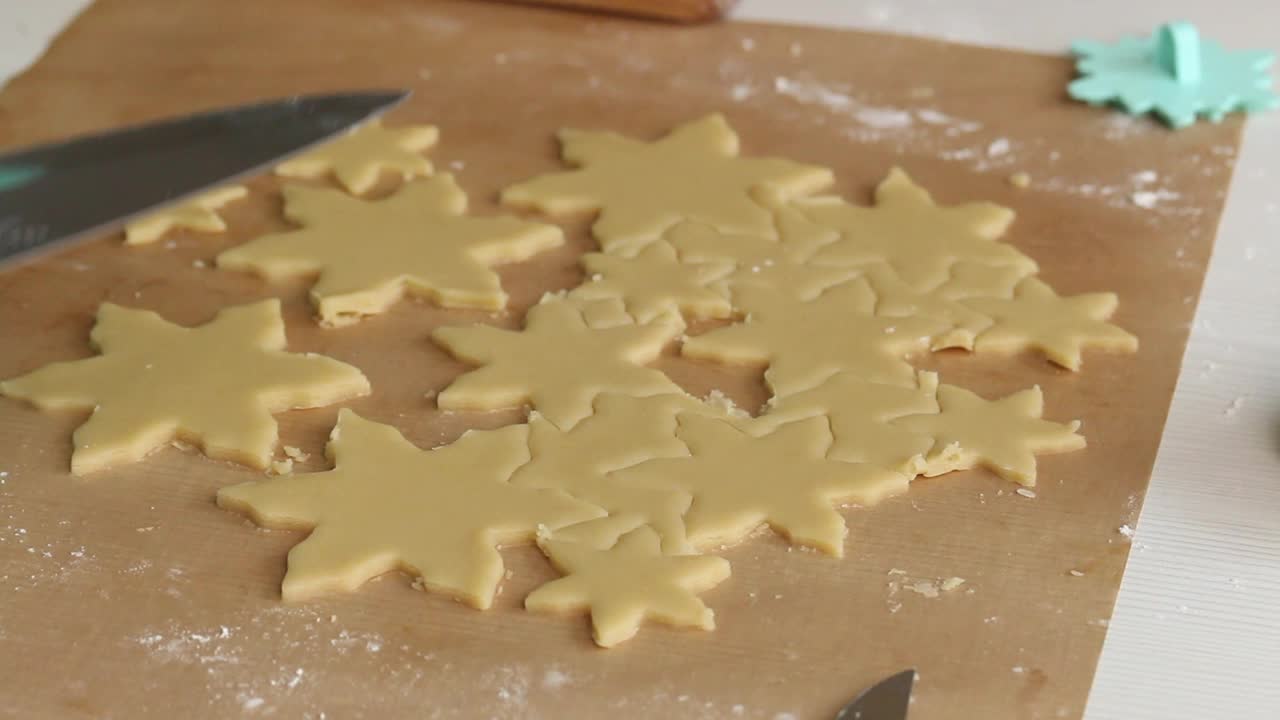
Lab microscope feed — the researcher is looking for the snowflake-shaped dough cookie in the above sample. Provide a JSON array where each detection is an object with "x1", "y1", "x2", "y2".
[
  {"x1": 217, "y1": 176, "x2": 562, "y2": 325},
  {"x1": 124, "y1": 185, "x2": 247, "y2": 245},
  {"x1": 1069, "y1": 22, "x2": 1278, "y2": 128},
  {"x1": 894, "y1": 384, "x2": 1085, "y2": 487},
  {"x1": 218, "y1": 410, "x2": 601, "y2": 607},
  {"x1": 799, "y1": 168, "x2": 1035, "y2": 291},
  {"x1": 275, "y1": 120, "x2": 439, "y2": 194},
  {"x1": 432, "y1": 297, "x2": 684, "y2": 429},
  {"x1": 0, "y1": 300, "x2": 369, "y2": 475},
  {"x1": 963, "y1": 278, "x2": 1138, "y2": 370},
  {"x1": 614, "y1": 414, "x2": 907, "y2": 556},
  {"x1": 502, "y1": 114, "x2": 834, "y2": 255},
  {"x1": 526, "y1": 526, "x2": 730, "y2": 648}
]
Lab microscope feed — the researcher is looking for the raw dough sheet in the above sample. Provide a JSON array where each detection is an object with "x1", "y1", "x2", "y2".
[{"x1": 0, "y1": 1, "x2": 1240, "y2": 718}]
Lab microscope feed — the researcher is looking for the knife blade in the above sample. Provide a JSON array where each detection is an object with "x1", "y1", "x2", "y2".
[
  {"x1": 835, "y1": 669, "x2": 916, "y2": 720},
  {"x1": 0, "y1": 90, "x2": 407, "y2": 266}
]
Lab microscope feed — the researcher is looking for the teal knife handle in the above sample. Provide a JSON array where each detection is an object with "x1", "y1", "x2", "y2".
[{"x1": 0, "y1": 164, "x2": 43, "y2": 193}]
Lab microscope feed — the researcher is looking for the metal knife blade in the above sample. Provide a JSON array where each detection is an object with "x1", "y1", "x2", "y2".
[
  {"x1": 0, "y1": 90, "x2": 407, "y2": 266},
  {"x1": 835, "y1": 669, "x2": 916, "y2": 720}
]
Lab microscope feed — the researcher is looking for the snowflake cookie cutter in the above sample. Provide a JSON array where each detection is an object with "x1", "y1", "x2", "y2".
[{"x1": 1068, "y1": 21, "x2": 1279, "y2": 128}]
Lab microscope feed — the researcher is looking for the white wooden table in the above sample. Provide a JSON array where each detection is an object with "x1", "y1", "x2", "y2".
[{"x1": 3, "y1": 1, "x2": 1278, "y2": 717}]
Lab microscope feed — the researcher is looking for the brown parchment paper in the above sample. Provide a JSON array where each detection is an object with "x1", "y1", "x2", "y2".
[{"x1": 0, "y1": 1, "x2": 1241, "y2": 718}]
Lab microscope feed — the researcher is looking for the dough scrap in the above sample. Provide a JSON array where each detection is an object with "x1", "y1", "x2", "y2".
[
  {"x1": 866, "y1": 265, "x2": 995, "y2": 351},
  {"x1": 559, "y1": 295, "x2": 636, "y2": 330},
  {"x1": 800, "y1": 168, "x2": 1036, "y2": 291},
  {"x1": 124, "y1": 185, "x2": 247, "y2": 245},
  {"x1": 217, "y1": 176, "x2": 563, "y2": 325},
  {"x1": 682, "y1": 279, "x2": 945, "y2": 397},
  {"x1": 526, "y1": 526, "x2": 730, "y2": 648},
  {"x1": 667, "y1": 219, "x2": 856, "y2": 302},
  {"x1": 760, "y1": 371, "x2": 939, "y2": 478},
  {"x1": 613, "y1": 414, "x2": 907, "y2": 556},
  {"x1": 570, "y1": 241, "x2": 734, "y2": 324},
  {"x1": 894, "y1": 384, "x2": 1085, "y2": 486},
  {"x1": 432, "y1": 297, "x2": 684, "y2": 429},
  {"x1": 275, "y1": 120, "x2": 439, "y2": 195},
  {"x1": 501, "y1": 114, "x2": 834, "y2": 255},
  {"x1": 513, "y1": 392, "x2": 747, "y2": 554},
  {"x1": 0, "y1": 299, "x2": 369, "y2": 475},
  {"x1": 217, "y1": 410, "x2": 601, "y2": 608},
  {"x1": 963, "y1": 277, "x2": 1139, "y2": 370},
  {"x1": 933, "y1": 262, "x2": 1031, "y2": 302}
]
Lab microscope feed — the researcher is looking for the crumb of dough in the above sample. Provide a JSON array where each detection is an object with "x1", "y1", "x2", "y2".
[
  {"x1": 704, "y1": 389, "x2": 750, "y2": 419},
  {"x1": 282, "y1": 446, "x2": 310, "y2": 462},
  {"x1": 940, "y1": 577, "x2": 966, "y2": 592},
  {"x1": 1008, "y1": 172, "x2": 1031, "y2": 188},
  {"x1": 268, "y1": 459, "x2": 293, "y2": 476},
  {"x1": 1016, "y1": 488, "x2": 1037, "y2": 498},
  {"x1": 906, "y1": 580, "x2": 939, "y2": 598}
]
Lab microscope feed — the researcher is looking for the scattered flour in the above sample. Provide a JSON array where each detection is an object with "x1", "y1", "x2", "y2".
[
  {"x1": 542, "y1": 668, "x2": 571, "y2": 690},
  {"x1": 887, "y1": 570, "x2": 968, "y2": 605},
  {"x1": 1224, "y1": 396, "x2": 1245, "y2": 417},
  {"x1": 1131, "y1": 189, "x2": 1180, "y2": 209}
]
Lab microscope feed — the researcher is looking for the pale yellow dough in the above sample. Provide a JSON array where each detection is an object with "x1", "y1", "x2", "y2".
[
  {"x1": 0, "y1": 300, "x2": 369, "y2": 475},
  {"x1": 527, "y1": 526, "x2": 730, "y2": 648},
  {"x1": 613, "y1": 414, "x2": 907, "y2": 556},
  {"x1": 666, "y1": 216, "x2": 855, "y2": 302},
  {"x1": 865, "y1": 265, "x2": 996, "y2": 351},
  {"x1": 432, "y1": 297, "x2": 684, "y2": 429},
  {"x1": 799, "y1": 167, "x2": 1036, "y2": 291},
  {"x1": 894, "y1": 384, "x2": 1085, "y2": 486},
  {"x1": 963, "y1": 278, "x2": 1139, "y2": 370},
  {"x1": 99, "y1": 115, "x2": 1127, "y2": 649},
  {"x1": 275, "y1": 120, "x2": 439, "y2": 195},
  {"x1": 570, "y1": 241, "x2": 734, "y2": 324},
  {"x1": 512, "y1": 392, "x2": 743, "y2": 554},
  {"x1": 501, "y1": 114, "x2": 834, "y2": 255},
  {"x1": 682, "y1": 279, "x2": 944, "y2": 397},
  {"x1": 218, "y1": 410, "x2": 601, "y2": 607},
  {"x1": 123, "y1": 185, "x2": 247, "y2": 245},
  {"x1": 760, "y1": 371, "x2": 939, "y2": 478},
  {"x1": 561, "y1": 295, "x2": 636, "y2": 330},
  {"x1": 217, "y1": 176, "x2": 563, "y2": 325}
]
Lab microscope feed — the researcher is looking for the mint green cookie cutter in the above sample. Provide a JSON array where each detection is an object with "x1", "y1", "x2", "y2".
[{"x1": 1069, "y1": 21, "x2": 1278, "y2": 128}]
